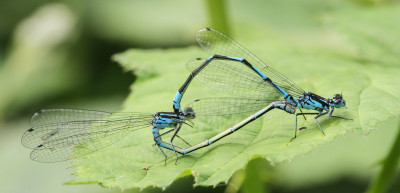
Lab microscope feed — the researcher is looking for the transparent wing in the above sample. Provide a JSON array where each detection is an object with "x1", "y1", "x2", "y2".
[
  {"x1": 185, "y1": 97, "x2": 275, "y2": 116},
  {"x1": 30, "y1": 109, "x2": 113, "y2": 127},
  {"x1": 187, "y1": 58, "x2": 281, "y2": 99},
  {"x1": 22, "y1": 109, "x2": 154, "y2": 162},
  {"x1": 196, "y1": 28, "x2": 304, "y2": 98}
]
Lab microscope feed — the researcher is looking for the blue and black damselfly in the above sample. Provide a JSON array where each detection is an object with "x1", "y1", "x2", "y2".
[
  {"x1": 21, "y1": 52, "x2": 293, "y2": 164},
  {"x1": 186, "y1": 28, "x2": 352, "y2": 141},
  {"x1": 21, "y1": 28, "x2": 350, "y2": 166},
  {"x1": 21, "y1": 108, "x2": 196, "y2": 164},
  {"x1": 21, "y1": 64, "x2": 203, "y2": 164}
]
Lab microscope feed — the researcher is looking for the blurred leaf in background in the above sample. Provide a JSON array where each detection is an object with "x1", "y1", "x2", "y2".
[
  {"x1": 0, "y1": 3, "x2": 79, "y2": 121},
  {"x1": 79, "y1": 0, "x2": 206, "y2": 47}
]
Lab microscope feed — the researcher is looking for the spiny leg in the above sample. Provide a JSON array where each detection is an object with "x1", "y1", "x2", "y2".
[
  {"x1": 158, "y1": 128, "x2": 191, "y2": 146},
  {"x1": 153, "y1": 128, "x2": 175, "y2": 147},
  {"x1": 156, "y1": 128, "x2": 182, "y2": 165},
  {"x1": 158, "y1": 129, "x2": 175, "y2": 138},
  {"x1": 157, "y1": 126, "x2": 182, "y2": 163},
  {"x1": 291, "y1": 112, "x2": 319, "y2": 141},
  {"x1": 157, "y1": 145, "x2": 168, "y2": 166},
  {"x1": 329, "y1": 107, "x2": 353, "y2": 120},
  {"x1": 299, "y1": 108, "x2": 307, "y2": 120},
  {"x1": 330, "y1": 115, "x2": 352, "y2": 120},
  {"x1": 329, "y1": 107, "x2": 335, "y2": 117},
  {"x1": 170, "y1": 125, "x2": 182, "y2": 165},
  {"x1": 314, "y1": 112, "x2": 329, "y2": 135},
  {"x1": 298, "y1": 109, "x2": 307, "y2": 131},
  {"x1": 182, "y1": 121, "x2": 193, "y2": 128},
  {"x1": 175, "y1": 134, "x2": 192, "y2": 146}
]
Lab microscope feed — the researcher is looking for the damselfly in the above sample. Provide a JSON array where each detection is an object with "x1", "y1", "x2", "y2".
[
  {"x1": 21, "y1": 108, "x2": 197, "y2": 164},
  {"x1": 21, "y1": 53, "x2": 297, "y2": 165},
  {"x1": 186, "y1": 28, "x2": 352, "y2": 140},
  {"x1": 21, "y1": 67, "x2": 203, "y2": 164},
  {"x1": 22, "y1": 50, "x2": 287, "y2": 164}
]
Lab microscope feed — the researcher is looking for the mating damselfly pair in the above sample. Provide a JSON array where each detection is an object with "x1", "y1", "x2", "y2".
[{"x1": 22, "y1": 28, "x2": 351, "y2": 164}]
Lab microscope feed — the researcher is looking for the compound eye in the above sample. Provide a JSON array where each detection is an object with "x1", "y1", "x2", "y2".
[
  {"x1": 183, "y1": 107, "x2": 193, "y2": 113},
  {"x1": 183, "y1": 107, "x2": 195, "y2": 118},
  {"x1": 333, "y1": 94, "x2": 342, "y2": 100}
]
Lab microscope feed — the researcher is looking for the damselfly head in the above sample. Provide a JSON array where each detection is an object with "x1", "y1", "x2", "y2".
[
  {"x1": 183, "y1": 107, "x2": 196, "y2": 119},
  {"x1": 331, "y1": 94, "x2": 346, "y2": 108}
]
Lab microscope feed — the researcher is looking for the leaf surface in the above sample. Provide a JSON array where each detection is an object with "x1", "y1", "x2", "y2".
[{"x1": 68, "y1": 4, "x2": 400, "y2": 190}]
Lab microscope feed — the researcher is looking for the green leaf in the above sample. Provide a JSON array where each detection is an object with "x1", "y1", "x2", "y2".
[
  {"x1": 326, "y1": 5, "x2": 400, "y2": 134},
  {"x1": 68, "y1": 5, "x2": 400, "y2": 190},
  {"x1": 328, "y1": 5, "x2": 400, "y2": 66}
]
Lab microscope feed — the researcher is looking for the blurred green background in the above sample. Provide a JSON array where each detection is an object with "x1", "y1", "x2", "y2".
[{"x1": 1, "y1": 0, "x2": 399, "y2": 193}]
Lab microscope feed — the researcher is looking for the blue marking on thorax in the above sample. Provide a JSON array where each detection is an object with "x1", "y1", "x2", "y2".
[
  {"x1": 307, "y1": 98, "x2": 324, "y2": 110},
  {"x1": 226, "y1": 56, "x2": 244, "y2": 62},
  {"x1": 297, "y1": 93, "x2": 328, "y2": 112},
  {"x1": 152, "y1": 113, "x2": 179, "y2": 128}
]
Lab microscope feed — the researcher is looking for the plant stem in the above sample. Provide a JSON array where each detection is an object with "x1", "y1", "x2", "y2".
[
  {"x1": 366, "y1": 121, "x2": 400, "y2": 193},
  {"x1": 205, "y1": 0, "x2": 230, "y2": 35}
]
